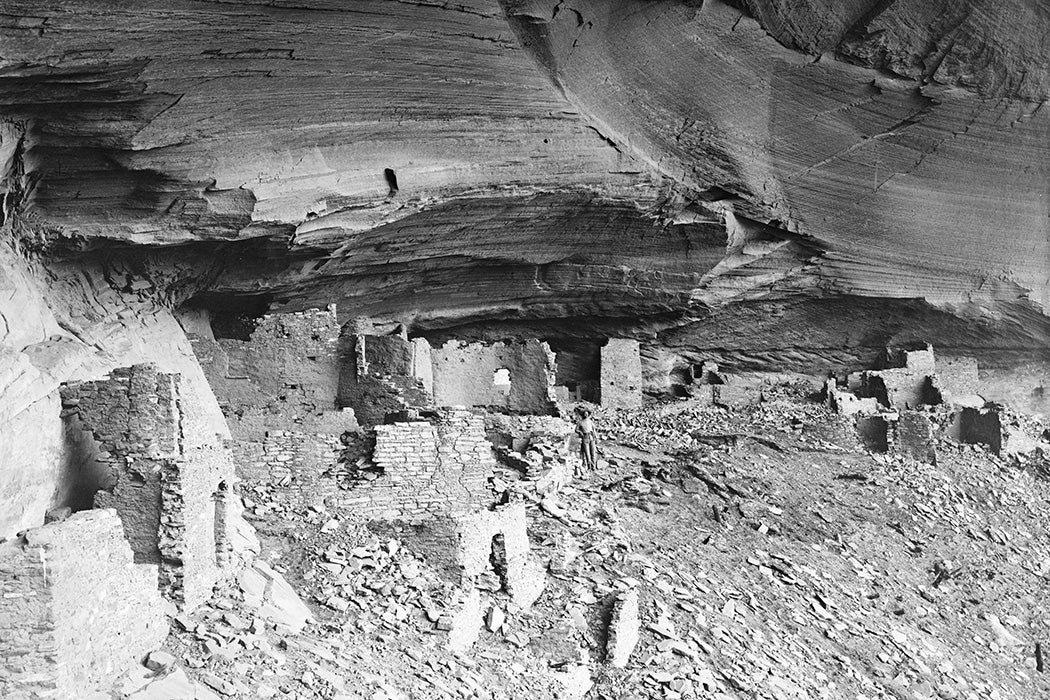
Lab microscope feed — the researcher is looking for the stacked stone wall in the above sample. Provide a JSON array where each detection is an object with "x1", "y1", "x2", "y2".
[
  {"x1": 234, "y1": 430, "x2": 343, "y2": 510},
  {"x1": 0, "y1": 510, "x2": 168, "y2": 699},
  {"x1": 60, "y1": 363, "x2": 233, "y2": 611},
  {"x1": 191, "y1": 306, "x2": 346, "y2": 439},
  {"x1": 337, "y1": 411, "x2": 493, "y2": 522}
]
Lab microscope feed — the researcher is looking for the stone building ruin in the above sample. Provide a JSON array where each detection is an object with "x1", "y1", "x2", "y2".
[
  {"x1": 827, "y1": 344, "x2": 1006, "y2": 462},
  {"x1": 3, "y1": 4, "x2": 1050, "y2": 696},
  {"x1": 59, "y1": 363, "x2": 237, "y2": 610},
  {"x1": 339, "y1": 325, "x2": 434, "y2": 427}
]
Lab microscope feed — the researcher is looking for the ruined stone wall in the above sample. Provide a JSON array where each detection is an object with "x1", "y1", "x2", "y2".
[
  {"x1": 483, "y1": 414, "x2": 574, "y2": 450},
  {"x1": 60, "y1": 364, "x2": 234, "y2": 610},
  {"x1": 0, "y1": 510, "x2": 168, "y2": 699},
  {"x1": 191, "y1": 305, "x2": 346, "y2": 439},
  {"x1": 454, "y1": 503, "x2": 545, "y2": 609},
  {"x1": 0, "y1": 242, "x2": 235, "y2": 540},
  {"x1": 235, "y1": 430, "x2": 342, "y2": 510},
  {"x1": 339, "y1": 333, "x2": 433, "y2": 427},
  {"x1": 862, "y1": 369, "x2": 938, "y2": 409},
  {"x1": 600, "y1": 339, "x2": 643, "y2": 409},
  {"x1": 338, "y1": 410, "x2": 493, "y2": 522},
  {"x1": 159, "y1": 442, "x2": 234, "y2": 608},
  {"x1": 862, "y1": 344, "x2": 944, "y2": 410},
  {"x1": 431, "y1": 339, "x2": 556, "y2": 414},
  {"x1": 934, "y1": 356, "x2": 980, "y2": 401}
]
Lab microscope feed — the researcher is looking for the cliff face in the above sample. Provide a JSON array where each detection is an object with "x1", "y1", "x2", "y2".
[{"x1": 0, "y1": 0, "x2": 1047, "y2": 389}]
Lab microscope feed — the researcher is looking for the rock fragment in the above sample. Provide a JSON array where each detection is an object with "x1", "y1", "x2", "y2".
[{"x1": 607, "y1": 588, "x2": 640, "y2": 668}]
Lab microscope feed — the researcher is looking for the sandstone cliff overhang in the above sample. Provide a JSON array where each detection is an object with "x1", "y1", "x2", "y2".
[{"x1": 0, "y1": 0, "x2": 1046, "y2": 369}]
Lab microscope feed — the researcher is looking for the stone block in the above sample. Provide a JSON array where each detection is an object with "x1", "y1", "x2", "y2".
[
  {"x1": 239, "y1": 560, "x2": 314, "y2": 634},
  {"x1": 607, "y1": 588, "x2": 640, "y2": 668}
]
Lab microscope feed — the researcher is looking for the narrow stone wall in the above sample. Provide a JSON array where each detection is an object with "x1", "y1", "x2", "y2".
[
  {"x1": 337, "y1": 410, "x2": 493, "y2": 522},
  {"x1": 0, "y1": 510, "x2": 169, "y2": 699},
  {"x1": 896, "y1": 411, "x2": 937, "y2": 464},
  {"x1": 600, "y1": 339, "x2": 643, "y2": 409},
  {"x1": 60, "y1": 363, "x2": 234, "y2": 611},
  {"x1": 431, "y1": 339, "x2": 556, "y2": 414}
]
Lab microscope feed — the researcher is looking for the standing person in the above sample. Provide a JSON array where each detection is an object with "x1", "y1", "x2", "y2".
[{"x1": 574, "y1": 406, "x2": 598, "y2": 471}]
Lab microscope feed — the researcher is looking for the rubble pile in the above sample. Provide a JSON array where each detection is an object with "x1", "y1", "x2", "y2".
[{"x1": 25, "y1": 371, "x2": 1049, "y2": 700}]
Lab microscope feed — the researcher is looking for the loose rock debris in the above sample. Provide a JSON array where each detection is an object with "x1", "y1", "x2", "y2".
[{"x1": 106, "y1": 385, "x2": 1050, "y2": 700}]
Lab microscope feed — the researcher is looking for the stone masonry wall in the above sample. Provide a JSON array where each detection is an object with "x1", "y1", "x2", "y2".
[
  {"x1": 934, "y1": 356, "x2": 980, "y2": 401},
  {"x1": 234, "y1": 430, "x2": 342, "y2": 511},
  {"x1": 0, "y1": 510, "x2": 169, "y2": 699},
  {"x1": 340, "y1": 333, "x2": 433, "y2": 427},
  {"x1": 431, "y1": 339, "x2": 556, "y2": 414},
  {"x1": 337, "y1": 410, "x2": 493, "y2": 522},
  {"x1": 601, "y1": 339, "x2": 643, "y2": 409},
  {"x1": 191, "y1": 306, "x2": 346, "y2": 440},
  {"x1": 60, "y1": 363, "x2": 234, "y2": 611}
]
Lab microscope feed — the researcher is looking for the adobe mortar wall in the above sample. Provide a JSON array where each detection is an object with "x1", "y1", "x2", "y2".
[
  {"x1": 0, "y1": 510, "x2": 168, "y2": 699},
  {"x1": 431, "y1": 339, "x2": 556, "y2": 414}
]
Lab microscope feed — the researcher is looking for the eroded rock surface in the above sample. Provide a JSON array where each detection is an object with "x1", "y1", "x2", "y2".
[{"x1": 0, "y1": 0, "x2": 1044, "y2": 362}]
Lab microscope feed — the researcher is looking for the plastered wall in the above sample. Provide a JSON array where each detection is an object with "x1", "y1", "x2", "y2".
[
  {"x1": 431, "y1": 339, "x2": 556, "y2": 414},
  {"x1": 600, "y1": 339, "x2": 643, "y2": 409}
]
